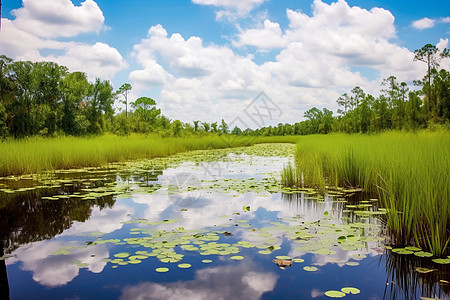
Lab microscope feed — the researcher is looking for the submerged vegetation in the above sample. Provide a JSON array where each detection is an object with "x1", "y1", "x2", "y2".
[{"x1": 282, "y1": 131, "x2": 450, "y2": 256}]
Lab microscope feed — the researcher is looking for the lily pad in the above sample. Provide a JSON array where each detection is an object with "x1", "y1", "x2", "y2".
[
  {"x1": 275, "y1": 256, "x2": 291, "y2": 260},
  {"x1": 178, "y1": 263, "x2": 192, "y2": 269},
  {"x1": 341, "y1": 287, "x2": 360, "y2": 294},
  {"x1": 201, "y1": 260, "x2": 213, "y2": 264},
  {"x1": 392, "y1": 248, "x2": 414, "y2": 255},
  {"x1": 415, "y1": 267, "x2": 436, "y2": 274},
  {"x1": 404, "y1": 246, "x2": 421, "y2": 251},
  {"x1": 414, "y1": 251, "x2": 433, "y2": 258},
  {"x1": 432, "y1": 258, "x2": 450, "y2": 264},
  {"x1": 230, "y1": 256, "x2": 244, "y2": 260},
  {"x1": 114, "y1": 252, "x2": 130, "y2": 258},
  {"x1": 155, "y1": 267, "x2": 169, "y2": 273},
  {"x1": 303, "y1": 266, "x2": 318, "y2": 272},
  {"x1": 325, "y1": 290, "x2": 346, "y2": 298}
]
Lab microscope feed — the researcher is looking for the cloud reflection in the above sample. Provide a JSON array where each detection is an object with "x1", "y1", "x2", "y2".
[{"x1": 120, "y1": 262, "x2": 278, "y2": 300}]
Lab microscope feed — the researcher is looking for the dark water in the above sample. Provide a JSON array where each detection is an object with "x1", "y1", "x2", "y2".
[{"x1": 0, "y1": 144, "x2": 448, "y2": 300}]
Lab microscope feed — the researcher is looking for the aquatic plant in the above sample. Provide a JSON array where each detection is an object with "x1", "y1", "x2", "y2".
[
  {"x1": 0, "y1": 135, "x2": 297, "y2": 176},
  {"x1": 284, "y1": 131, "x2": 450, "y2": 256}
]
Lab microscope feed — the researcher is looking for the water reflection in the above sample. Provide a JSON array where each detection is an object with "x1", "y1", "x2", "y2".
[
  {"x1": 119, "y1": 260, "x2": 278, "y2": 300},
  {"x1": 0, "y1": 145, "x2": 447, "y2": 299},
  {"x1": 0, "y1": 249, "x2": 9, "y2": 300},
  {"x1": 0, "y1": 193, "x2": 115, "y2": 254},
  {"x1": 382, "y1": 250, "x2": 450, "y2": 299}
]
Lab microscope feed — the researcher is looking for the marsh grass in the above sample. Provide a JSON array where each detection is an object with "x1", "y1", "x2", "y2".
[
  {"x1": 285, "y1": 131, "x2": 450, "y2": 255},
  {"x1": 0, "y1": 134, "x2": 297, "y2": 176}
]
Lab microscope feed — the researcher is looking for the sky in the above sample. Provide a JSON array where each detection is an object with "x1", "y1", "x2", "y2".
[{"x1": 1, "y1": 0, "x2": 450, "y2": 127}]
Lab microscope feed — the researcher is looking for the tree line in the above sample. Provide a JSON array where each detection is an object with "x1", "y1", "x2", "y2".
[
  {"x1": 0, "y1": 44, "x2": 448, "y2": 139},
  {"x1": 244, "y1": 44, "x2": 450, "y2": 136}
]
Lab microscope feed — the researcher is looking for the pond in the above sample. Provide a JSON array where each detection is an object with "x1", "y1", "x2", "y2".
[{"x1": 0, "y1": 144, "x2": 448, "y2": 300}]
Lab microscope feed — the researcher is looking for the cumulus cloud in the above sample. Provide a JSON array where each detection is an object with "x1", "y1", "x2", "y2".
[
  {"x1": 11, "y1": 0, "x2": 105, "y2": 38},
  {"x1": 0, "y1": 0, "x2": 126, "y2": 80},
  {"x1": 130, "y1": 0, "x2": 426, "y2": 124},
  {"x1": 411, "y1": 16, "x2": 450, "y2": 30},
  {"x1": 234, "y1": 20, "x2": 288, "y2": 49},
  {"x1": 412, "y1": 17, "x2": 436, "y2": 30}
]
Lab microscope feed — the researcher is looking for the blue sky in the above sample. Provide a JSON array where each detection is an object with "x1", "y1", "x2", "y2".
[{"x1": 1, "y1": 0, "x2": 449, "y2": 125}]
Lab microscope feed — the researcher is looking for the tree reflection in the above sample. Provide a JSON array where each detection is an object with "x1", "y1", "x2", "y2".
[
  {"x1": 0, "y1": 191, "x2": 115, "y2": 254},
  {"x1": 381, "y1": 250, "x2": 449, "y2": 299},
  {"x1": 0, "y1": 248, "x2": 9, "y2": 300}
]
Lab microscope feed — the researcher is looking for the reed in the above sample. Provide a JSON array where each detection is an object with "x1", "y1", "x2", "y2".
[
  {"x1": 285, "y1": 131, "x2": 450, "y2": 255},
  {"x1": 0, "y1": 134, "x2": 297, "y2": 176}
]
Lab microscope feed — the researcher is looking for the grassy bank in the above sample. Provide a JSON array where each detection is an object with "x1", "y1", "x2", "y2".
[
  {"x1": 282, "y1": 131, "x2": 450, "y2": 255},
  {"x1": 0, "y1": 134, "x2": 298, "y2": 176}
]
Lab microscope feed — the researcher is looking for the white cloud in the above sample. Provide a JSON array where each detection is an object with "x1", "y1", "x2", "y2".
[
  {"x1": 0, "y1": 0, "x2": 127, "y2": 81},
  {"x1": 12, "y1": 0, "x2": 105, "y2": 38},
  {"x1": 192, "y1": 0, "x2": 267, "y2": 20},
  {"x1": 441, "y1": 17, "x2": 450, "y2": 23},
  {"x1": 10, "y1": 240, "x2": 109, "y2": 287},
  {"x1": 44, "y1": 42, "x2": 128, "y2": 80},
  {"x1": 412, "y1": 17, "x2": 436, "y2": 30},
  {"x1": 130, "y1": 1, "x2": 426, "y2": 124},
  {"x1": 234, "y1": 20, "x2": 288, "y2": 49}
]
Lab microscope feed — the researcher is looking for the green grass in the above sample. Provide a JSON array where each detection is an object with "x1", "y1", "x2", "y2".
[
  {"x1": 283, "y1": 131, "x2": 450, "y2": 256},
  {"x1": 0, "y1": 134, "x2": 297, "y2": 176}
]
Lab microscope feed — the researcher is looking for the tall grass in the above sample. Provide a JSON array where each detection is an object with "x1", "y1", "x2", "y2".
[
  {"x1": 284, "y1": 131, "x2": 450, "y2": 256},
  {"x1": 0, "y1": 134, "x2": 297, "y2": 176}
]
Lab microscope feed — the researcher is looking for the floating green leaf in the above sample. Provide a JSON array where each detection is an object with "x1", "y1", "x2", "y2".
[
  {"x1": 324, "y1": 290, "x2": 346, "y2": 298},
  {"x1": 414, "y1": 251, "x2": 433, "y2": 258},
  {"x1": 275, "y1": 256, "x2": 291, "y2": 260},
  {"x1": 303, "y1": 266, "x2": 318, "y2": 272},
  {"x1": 178, "y1": 263, "x2": 192, "y2": 269},
  {"x1": 202, "y1": 260, "x2": 213, "y2": 264},
  {"x1": 341, "y1": 287, "x2": 360, "y2": 295},
  {"x1": 432, "y1": 258, "x2": 450, "y2": 264},
  {"x1": 404, "y1": 246, "x2": 421, "y2": 251},
  {"x1": 230, "y1": 256, "x2": 244, "y2": 260},
  {"x1": 415, "y1": 267, "x2": 436, "y2": 274},
  {"x1": 114, "y1": 252, "x2": 130, "y2": 258},
  {"x1": 155, "y1": 267, "x2": 169, "y2": 273}
]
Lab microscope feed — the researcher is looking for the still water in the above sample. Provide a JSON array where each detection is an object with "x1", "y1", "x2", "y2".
[{"x1": 0, "y1": 144, "x2": 448, "y2": 299}]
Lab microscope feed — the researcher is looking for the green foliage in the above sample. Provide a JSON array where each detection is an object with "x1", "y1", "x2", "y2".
[
  {"x1": 0, "y1": 135, "x2": 297, "y2": 176},
  {"x1": 0, "y1": 56, "x2": 116, "y2": 137},
  {"x1": 219, "y1": 119, "x2": 229, "y2": 134},
  {"x1": 284, "y1": 131, "x2": 450, "y2": 255}
]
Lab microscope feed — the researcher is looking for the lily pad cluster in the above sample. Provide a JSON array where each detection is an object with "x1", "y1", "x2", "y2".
[{"x1": 325, "y1": 287, "x2": 360, "y2": 298}]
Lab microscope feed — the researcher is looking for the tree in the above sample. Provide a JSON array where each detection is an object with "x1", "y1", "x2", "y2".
[
  {"x1": 193, "y1": 120, "x2": 200, "y2": 132},
  {"x1": 172, "y1": 120, "x2": 183, "y2": 137},
  {"x1": 131, "y1": 97, "x2": 161, "y2": 132},
  {"x1": 211, "y1": 122, "x2": 218, "y2": 133},
  {"x1": 231, "y1": 126, "x2": 242, "y2": 135},
  {"x1": 219, "y1": 119, "x2": 229, "y2": 134},
  {"x1": 118, "y1": 83, "x2": 132, "y2": 118},
  {"x1": 336, "y1": 93, "x2": 350, "y2": 116},
  {"x1": 202, "y1": 122, "x2": 210, "y2": 132},
  {"x1": 414, "y1": 44, "x2": 450, "y2": 118},
  {"x1": 61, "y1": 72, "x2": 90, "y2": 135},
  {"x1": 88, "y1": 79, "x2": 115, "y2": 134}
]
